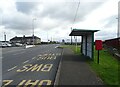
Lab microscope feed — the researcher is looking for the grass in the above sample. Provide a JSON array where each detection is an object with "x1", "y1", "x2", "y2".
[
  {"x1": 89, "y1": 48, "x2": 119, "y2": 86},
  {"x1": 62, "y1": 45, "x2": 119, "y2": 86},
  {"x1": 61, "y1": 45, "x2": 81, "y2": 55}
]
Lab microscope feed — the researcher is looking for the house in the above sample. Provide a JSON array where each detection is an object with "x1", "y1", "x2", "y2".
[{"x1": 10, "y1": 35, "x2": 41, "y2": 45}]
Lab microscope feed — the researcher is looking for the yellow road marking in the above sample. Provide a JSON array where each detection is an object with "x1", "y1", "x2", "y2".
[
  {"x1": 18, "y1": 80, "x2": 52, "y2": 86},
  {"x1": 8, "y1": 66, "x2": 17, "y2": 71},
  {"x1": 48, "y1": 54, "x2": 51, "y2": 55},
  {"x1": 37, "y1": 58, "x2": 40, "y2": 60},
  {"x1": 41, "y1": 57, "x2": 44, "y2": 59},
  {"x1": 38, "y1": 80, "x2": 52, "y2": 85},
  {"x1": 16, "y1": 64, "x2": 32, "y2": 72},
  {"x1": 47, "y1": 57, "x2": 50, "y2": 60},
  {"x1": 17, "y1": 80, "x2": 26, "y2": 86},
  {"x1": 3, "y1": 80, "x2": 13, "y2": 86},
  {"x1": 26, "y1": 64, "x2": 43, "y2": 72},
  {"x1": 49, "y1": 57, "x2": 52, "y2": 59},
  {"x1": 3, "y1": 80, "x2": 52, "y2": 86},
  {"x1": 44, "y1": 54, "x2": 48, "y2": 56},
  {"x1": 16, "y1": 64, "x2": 53, "y2": 72},
  {"x1": 44, "y1": 56, "x2": 48, "y2": 59},
  {"x1": 54, "y1": 56, "x2": 56, "y2": 59},
  {"x1": 41, "y1": 64, "x2": 53, "y2": 72},
  {"x1": 25, "y1": 80, "x2": 39, "y2": 86},
  {"x1": 38, "y1": 54, "x2": 42, "y2": 56},
  {"x1": 38, "y1": 56, "x2": 42, "y2": 59}
]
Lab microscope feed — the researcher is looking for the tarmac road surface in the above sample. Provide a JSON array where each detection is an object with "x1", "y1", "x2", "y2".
[{"x1": 2, "y1": 44, "x2": 63, "y2": 86}]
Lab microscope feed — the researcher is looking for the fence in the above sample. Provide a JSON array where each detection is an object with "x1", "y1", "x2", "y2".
[{"x1": 104, "y1": 37, "x2": 120, "y2": 52}]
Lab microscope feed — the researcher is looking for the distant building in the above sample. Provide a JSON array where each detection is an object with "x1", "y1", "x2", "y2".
[{"x1": 10, "y1": 35, "x2": 41, "y2": 45}]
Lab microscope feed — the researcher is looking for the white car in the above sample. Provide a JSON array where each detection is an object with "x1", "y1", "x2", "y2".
[
  {"x1": 0, "y1": 41, "x2": 12, "y2": 47},
  {"x1": 15, "y1": 43, "x2": 23, "y2": 46}
]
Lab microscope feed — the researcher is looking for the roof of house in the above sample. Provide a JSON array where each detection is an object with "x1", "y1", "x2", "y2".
[
  {"x1": 10, "y1": 36, "x2": 40, "y2": 41},
  {"x1": 69, "y1": 29, "x2": 99, "y2": 36}
]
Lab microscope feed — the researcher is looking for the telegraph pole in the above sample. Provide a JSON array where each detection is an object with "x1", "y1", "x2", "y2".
[
  {"x1": 118, "y1": 1, "x2": 120, "y2": 38},
  {"x1": 4, "y1": 32, "x2": 6, "y2": 41},
  {"x1": 32, "y1": 18, "x2": 36, "y2": 45},
  {"x1": 71, "y1": 27, "x2": 72, "y2": 45}
]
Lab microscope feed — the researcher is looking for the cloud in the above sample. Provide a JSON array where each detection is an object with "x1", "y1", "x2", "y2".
[
  {"x1": 0, "y1": 0, "x2": 113, "y2": 41},
  {"x1": 2, "y1": 12, "x2": 32, "y2": 30},
  {"x1": 103, "y1": 15, "x2": 117, "y2": 28},
  {"x1": 1, "y1": 1, "x2": 104, "y2": 31},
  {"x1": 16, "y1": 2, "x2": 39, "y2": 14},
  {"x1": 36, "y1": 2, "x2": 104, "y2": 23}
]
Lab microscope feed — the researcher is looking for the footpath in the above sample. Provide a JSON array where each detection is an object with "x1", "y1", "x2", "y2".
[{"x1": 55, "y1": 48, "x2": 103, "y2": 86}]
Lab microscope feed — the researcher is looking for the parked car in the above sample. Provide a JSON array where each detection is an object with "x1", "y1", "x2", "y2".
[{"x1": 0, "y1": 41, "x2": 12, "y2": 47}]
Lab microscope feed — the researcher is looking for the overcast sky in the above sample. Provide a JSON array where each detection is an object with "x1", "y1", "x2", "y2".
[{"x1": 0, "y1": 0, "x2": 119, "y2": 42}]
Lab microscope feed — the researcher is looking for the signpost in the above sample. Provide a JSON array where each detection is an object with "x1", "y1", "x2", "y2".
[{"x1": 95, "y1": 40, "x2": 102, "y2": 64}]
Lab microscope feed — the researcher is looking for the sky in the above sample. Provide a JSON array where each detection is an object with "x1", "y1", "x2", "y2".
[{"x1": 0, "y1": 0, "x2": 119, "y2": 42}]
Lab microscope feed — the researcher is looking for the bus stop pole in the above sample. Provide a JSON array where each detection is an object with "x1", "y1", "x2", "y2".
[{"x1": 97, "y1": 50, "x2": 99, "y2": 64}]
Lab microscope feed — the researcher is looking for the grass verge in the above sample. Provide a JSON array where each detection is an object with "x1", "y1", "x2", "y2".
[
  {"x1": 61, "y1": 45, "x2": 80, "y2": 55},
  {"x1": 62, "y1": 45, "x2": 119, "y2": 86}
]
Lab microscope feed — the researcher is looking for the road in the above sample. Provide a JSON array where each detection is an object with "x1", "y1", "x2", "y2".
[{"x1": 2, "y1": 44, "x2": 63, "y2": 86}]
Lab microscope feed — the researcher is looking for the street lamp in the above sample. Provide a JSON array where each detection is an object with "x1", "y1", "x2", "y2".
[
  {"x1": 117, "y1": 1, "x2": 120, "y2": 38},
  {"x1": 116, "y1": 17, "x2": 120, "y2": 38},
  {"x1": 32, "y1": 18, "x2": 36, "y2": 45}
]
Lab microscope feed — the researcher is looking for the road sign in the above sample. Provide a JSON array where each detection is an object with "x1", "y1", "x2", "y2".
[{"x1": 95, "y1": 40, "x2": 102, "y2": 50}]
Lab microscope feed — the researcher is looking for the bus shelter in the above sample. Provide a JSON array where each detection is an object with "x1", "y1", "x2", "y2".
[{"x1": 69, "y1": 29, "x2": 99, "y2": 60}]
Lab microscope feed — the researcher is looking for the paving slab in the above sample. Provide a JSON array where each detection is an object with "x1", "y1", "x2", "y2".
[{"x1": 58, "y1": 48, "x2": 103, "y2": 85}]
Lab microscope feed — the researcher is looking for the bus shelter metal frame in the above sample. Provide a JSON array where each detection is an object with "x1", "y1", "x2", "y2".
[{"x1": 69, "y1": 29, "x2": 99, "y2": 60}]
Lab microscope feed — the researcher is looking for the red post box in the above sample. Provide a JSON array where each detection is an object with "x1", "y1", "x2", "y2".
[
  {"x1": 95, "y1": 40, "x2": 102, "y2": 64},
  {"x1": 95, "y1": 40, "x2": 102, "y2": 50}
]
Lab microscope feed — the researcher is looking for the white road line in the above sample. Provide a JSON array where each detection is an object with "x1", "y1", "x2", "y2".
[
  {"x1": 3, "y1": 49, "x2": 25, "y2": 54},
  {"x1": 8, "y1": 66, "x2": 17, "y2": 71},
  {"x1": 23, "y1": 60, "x2": 29, "y2": 64},
  {"x1": 13, "y1": 52, "x2": 25, "y2": 55},
  {"x1": 32, "y1": 57, "x2": 36, "y2": 59}
]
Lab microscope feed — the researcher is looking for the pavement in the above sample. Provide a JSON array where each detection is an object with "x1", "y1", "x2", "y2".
[{"x1": 56, "y1": 48, "x2": 103, "y2": 86}]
